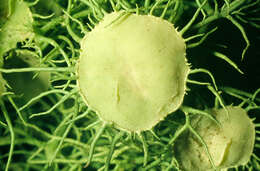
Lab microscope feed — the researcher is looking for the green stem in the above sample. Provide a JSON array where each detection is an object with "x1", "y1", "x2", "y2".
[
  {"x1": 105, "y1": 131, "x2": 124, "y2": 171},
  {"x1": 7, "y1": 95, "x2": 27, "y2": 126},
  {"x1": 193, "y1": 0, "x2": 247, "y2": 29},
  {"x1": 139, "y1": 132, "x2": 148, "y2": 167},
  {"x1": 29, "y1": 88, "x2": 78, "y2": 118},
  {"x1": 180, "y1": 0, "x2": 207, "y2": 35},
  {"x1": 0, "y1": 67, "x2": 75, "y2": 73},
  {"x1": 85, "y1": 122, "x2": 107, "y2": 167},
  {"x1": 0, "y1": 100, "x2": 15, "y2": 171}
]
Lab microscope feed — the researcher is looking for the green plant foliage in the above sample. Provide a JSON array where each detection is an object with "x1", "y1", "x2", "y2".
[
  {"x1": 2, "y1": 50, "x2": 50, "y2": 102},
  {"x1": 0, "y1": 0, "x2": 259, "y2": 170}
]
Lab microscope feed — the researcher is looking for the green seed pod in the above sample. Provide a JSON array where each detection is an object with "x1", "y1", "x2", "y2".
[
  {"x1": 2, "y1": 50, "x2": 50, "y2": 102},
  {"x1": 0, "y1": 0, "x2": 35, "y2": 98},
  {"x1": 78, "y1": 11, "x2": 189, "y2": 132},
  {"x1": 174, "y1": 106, "x2": 255, "y2": 171},
  {"x1": 0, "y1": 0, "x2": 34, "y2": 57},
  {"x1": 0, "y1": 0, "x2": 9, "y2": 27}
]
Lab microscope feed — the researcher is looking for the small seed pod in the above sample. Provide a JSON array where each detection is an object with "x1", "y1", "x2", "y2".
[
  {"x1": 77, "y1": 11, "x2": 189, "y2": 132},
  {"x1": 174, "y1": 106, "x2": 255, "y2": 171},
  {"x1": 0, "y1": 0, "x2": 34, "y2": 57},
  {"x1": 0, "y1": 0, "x2": 37, "y2": 99}
]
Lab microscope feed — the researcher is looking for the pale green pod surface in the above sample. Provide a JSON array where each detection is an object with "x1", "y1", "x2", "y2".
[
  {"x1": 0, "y1": 0, "x2": 34, "y2": 57},
  {"x1": 0, "y1": 0, "x2": 9, "y2": 96},
  {"x1": 2, "y1": 50, "x2": 50, "y2": 102},
  {"x1": 174, "y1": 106, "x2": 255, "y2": 171},
  {"x1": 0, "y1": 0, "x2": 9, "y2": 27},
  {"x1": 78, "y1": 12, "x2": 189, "y2": 132}
]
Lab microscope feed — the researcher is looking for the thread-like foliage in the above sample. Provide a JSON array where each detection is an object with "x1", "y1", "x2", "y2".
[{"x1": 0, "y1": 0, "x2": 259, "y2": 170}]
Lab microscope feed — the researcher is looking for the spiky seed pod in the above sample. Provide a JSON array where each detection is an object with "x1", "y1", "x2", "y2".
[
  {"x1": 174, "y1": 106, "x2": 255, "y2": 171},
  {"x1": 78, "y1": 11, "x2": 189, "y2": 132},
  {"x1": 0, "y1": 0, "x2": 34, "y2": 57},
  {"x1": 0, "y1": 0, "x2": 35, "y2": 97}
]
